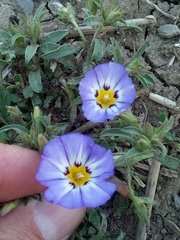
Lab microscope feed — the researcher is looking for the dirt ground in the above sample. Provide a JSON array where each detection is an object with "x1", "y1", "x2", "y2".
[{"x1": 1, "y1": 0, "x2": 180, "y2": 239}]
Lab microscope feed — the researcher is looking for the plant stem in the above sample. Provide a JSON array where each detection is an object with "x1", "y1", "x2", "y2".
[
  {"x1": 71, "y1": 19, "x2": 88, "y2": 47},
  {"x1": 61, "y1": 80, "x2": 77, "y2": 132},
  {"x1": 85, "y1": 25, "x2": 103, "y2": 70},
  {"x1": 73, "y1": 121, "x2": 101, "y2": 133},
  {"x1": 127, "y1": 166, "x2": 134, "y2": 199}
]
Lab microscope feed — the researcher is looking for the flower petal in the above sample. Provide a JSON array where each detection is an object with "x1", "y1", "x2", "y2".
[
  {"x1": 59, "y1": 133, "x2": 94, "y2": 166},
  {"x1": 116, "y1": 86, "x2": 136, "y2": 104},
  {"x1": 81, "y1": 181, "x2": 116, "y2": 208},
  {"x1": 57, "y1": 187, "x2": 83, "y2": 209},
  {"x1": 80, "y1": 68, "x2": 100, "y2": 90},
  {"x1": 86, "y1": 144, "x2": 114, "y2": 179},
  {"x1": 82, "y1": 100, "x2": 107, "y2": 123},
  {"x1": 40, "y1": 137, "x2": 69, "y2": 172},
  {"x1": 94, "y1": 62, "x2": 127, "y2": 89},
  {"x1": 36, "y1": 156, "x2": 67, "y2": 182},
  {"x1": 44, "y1": 179, "x2": 73, "y2": 204}
]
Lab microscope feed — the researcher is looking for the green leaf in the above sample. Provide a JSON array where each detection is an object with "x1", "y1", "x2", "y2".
[
  {"x1": 41, "y1": 44, "x2": 80, "y2": 60},
  {"x1": 0, "y1": 29, "x2": 12, "y2": 42},
  {"x1": 120, "y1": 126, "x2": 142, "y2": 136},
  {"x1": 33, "y1": 3, "x2": 47, "y2": 21},
  {"x1": 0, "y1": 124, "x2": 30, "y2": 135},
  {"x1": 101, "y1": 128, "x2": 135, "y2": 144},
  {"x1": 125, "y1": 147, "x2": 147, "y2": 159},
  {"x1": 0, "y1": 59, "x2": 8, "y2": 69},
  {"x1": 92, "y1": 39, "x2": 106, "y2": 61},
  {"x1": 40, "y1": 42, "x2": 59, "y2": 54},
  {"x1": 25, "y1": 44, "x2": 39, "y2": 64},
  {"x1": 159, "y1": 112, "x2": 167, "y2": 123},
  {"x1": 115, "y1": 230, "x2": 126, "y2": 240},
  {"x1": 132, "y1": 40, "x2": 148, "y2": 60},
  {"x1": 140, "y1": 197, "x2": 156, "y2": 204},
  {"x1": 88, "y1": 210, "x2": 101, "y2": 229},
  {"x1": 93, "y1": 214, "x2": 107, "y2": 239},
  {"x1": 43, "y1": 94, "x2": 58, "y2": 107},
  {"x1": 136, "y1": 75, "x2": 149, "y2": 88},
  {"x1": 113, "y1": 44, "x2": 121, "y2": 63},
  {"x1": 140, "y1": 74, "x2": 155, "y2": 86},
  {"x1": 153, "y1": 140, "x2": 167, "y2": 157},
  {"x1": 11, "y1": 33, "x2": 25, "y2": 45},
  {"x1": 115, "y1": 21, "x2": 143, "y2": 32},
  {"x1": 84, "y1": 15, "x2": 102, "y2": 26},
  {"x1": 31, "y1": 95, "x2": 42, "y2": 107},
  {"x1": 0, "y1": 86, "x2": 11, "y2": 123},
  {"x1": 42, "y1": 30, "x2": 69, "y2": 44},
  {"x1": 91, "y1": 0, "x2": 103, "y2": 9},
  {"x1": 101, "y1": 127, "x2": 142, "y2": 142},
  {"x1": 153, "y1": 155, "x2": 180, "y2": 169},
  {"x1": 28, "y1": 68, "x2": 42, "y2": 93},
  {"x1": 115, "y1": 149, "x2": 154, "y2": 167},
  {"x1": 58, "y1": 56, "x2": 78, "y2": 72},
  {"x1": 23, "y1": 85, "x2": 34, "y2": 99},
  {"x1": 10, "y1": 94, "x2": 22, "y2": 103},
  {"x1": 154, "y1": 117, "x2": 174, "y2": 139},
  {"x1": 133, "y1": 198, "x2": 150, "y2": 225}
]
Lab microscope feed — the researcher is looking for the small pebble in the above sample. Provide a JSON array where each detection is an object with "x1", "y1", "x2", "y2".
[
  {"x1": 14, "y1": 0, "x2": 34, "y2": 14},
  {"x1": 161, "y1": 228, "x2": 167, "y2": 235},
  {"x1": 157, "y1": 24, "x2": 180, "y2": 38}
]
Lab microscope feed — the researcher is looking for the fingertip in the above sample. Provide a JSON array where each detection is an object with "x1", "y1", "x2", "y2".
[
  {"x1": 0, "y1": 143, "x2": 45, "y2": 202},
  {"x1": 35, "y1": 197, "x2": 85, "y2": 240}
]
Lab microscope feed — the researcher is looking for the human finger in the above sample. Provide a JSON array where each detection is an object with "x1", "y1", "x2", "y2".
[
  {"x1": 0, "y1": 143, "x2": 46, "y2": 202},
  {"x1": 0, "y1": 196, "x2": 85, "y2": 240}
]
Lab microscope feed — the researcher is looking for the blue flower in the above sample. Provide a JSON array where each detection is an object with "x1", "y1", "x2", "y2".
[
  {"x1": 36, "y1": 133, "x2": 116, "y2": 209},
  {"x1": 79, "y1": 62, "x2": 136, "y2": 123}
]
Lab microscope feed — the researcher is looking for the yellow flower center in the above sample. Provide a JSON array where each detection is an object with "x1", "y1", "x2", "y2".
[
  {"x1": 96, "y1": 88, "x2": 116, "y2": 108},
  {"x1": 67, "y1": 165, "x2": 90, "y2": 187}
]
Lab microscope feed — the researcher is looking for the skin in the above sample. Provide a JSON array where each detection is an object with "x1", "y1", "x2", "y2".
[{"x1": 0, "y1": 143, "x2": 85, "y2": 240}]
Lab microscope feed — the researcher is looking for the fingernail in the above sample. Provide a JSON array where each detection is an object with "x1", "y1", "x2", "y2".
[{"x1": 34, "y1": 197, "x2": 85, "y2": 240}]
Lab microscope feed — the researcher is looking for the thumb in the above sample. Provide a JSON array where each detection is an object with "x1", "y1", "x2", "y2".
[{"x1": 0, "y1": 197, "x2": 85, "y2": 240}]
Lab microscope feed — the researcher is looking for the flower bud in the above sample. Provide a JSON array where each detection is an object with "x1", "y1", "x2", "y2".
[
  {"x1": 7, "y1": 106, "x2": 22, "y2": 118},
  {"x1": 0, "y1": 199, "x2": 21, "y2": 216},
  {"x1": 33, "y1": 106, "x2": 41, "y2": 118},
  {"x1": 50, "y1": 2, "x2": 70, "y2": 23},
  {"x1": 144, "y1": 122, "x2": 153, "y2": 138},
  {"x1": 103, "y1": 6, "x2": 124, "y2": 25},
  {"x1": 38, "y1": 134, "x2": 48, "y2": 151},
  {"x1": 135, "y1": 135, "x2": 151, "y2": 151},
  {"x1": 119, "y1": 111, "x2": 139, "y2": 127}
]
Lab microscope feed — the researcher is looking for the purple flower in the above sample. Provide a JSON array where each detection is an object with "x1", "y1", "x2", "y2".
[
  {"x1": 36, "y1": 133, "x2": 116, "y2": 209},
  {"x1": 79, "y1": 62, "x2": 136, "y2": 123}
]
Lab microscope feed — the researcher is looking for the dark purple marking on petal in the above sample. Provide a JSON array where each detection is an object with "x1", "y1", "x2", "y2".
[
  {"x1": 85, "y1": 166, "x2": 92, "y2": 174},
  {"x1": 64, "y1": 167, "x2": 69, "y2": 175},
  {"x1": 103, "y1": 85, "x2": 110, "y2": 90},
  {"x1": 109, "y1": 104, "x2": 116, "y2": 108},
  {"x1": 97, "y1": 102, "x2": 102, "y2": 108},
  {"x1": 114, "y1": 90, "x2": 119, "y2": 99},
  {"x1": 84, "y1": 181, "x2": 89, "y2": 185},
  {"x1": 75, "y1": 162, "x2": 82, "y2": 167},
  {"x1": 94, "y1": 90, "x2": 98, "y2": 97},
  {"x1": 69, "y1": 182, "x2": 76, "y2": 188}
]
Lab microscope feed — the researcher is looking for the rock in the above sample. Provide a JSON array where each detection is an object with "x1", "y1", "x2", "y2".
[
  {"x1": 157, "y1": 24, "x2": 180, "y2": 38},
  {"x1": 14, "y1": 0, "x2": 34, "y2": 14},
  {"x1": 161, "y1": 228, "x2": 167, "y2": 235}
]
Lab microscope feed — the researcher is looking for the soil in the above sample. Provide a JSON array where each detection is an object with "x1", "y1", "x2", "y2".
[{"x1": 1, "y1": 0, "x2": 180, "y2": 239}]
